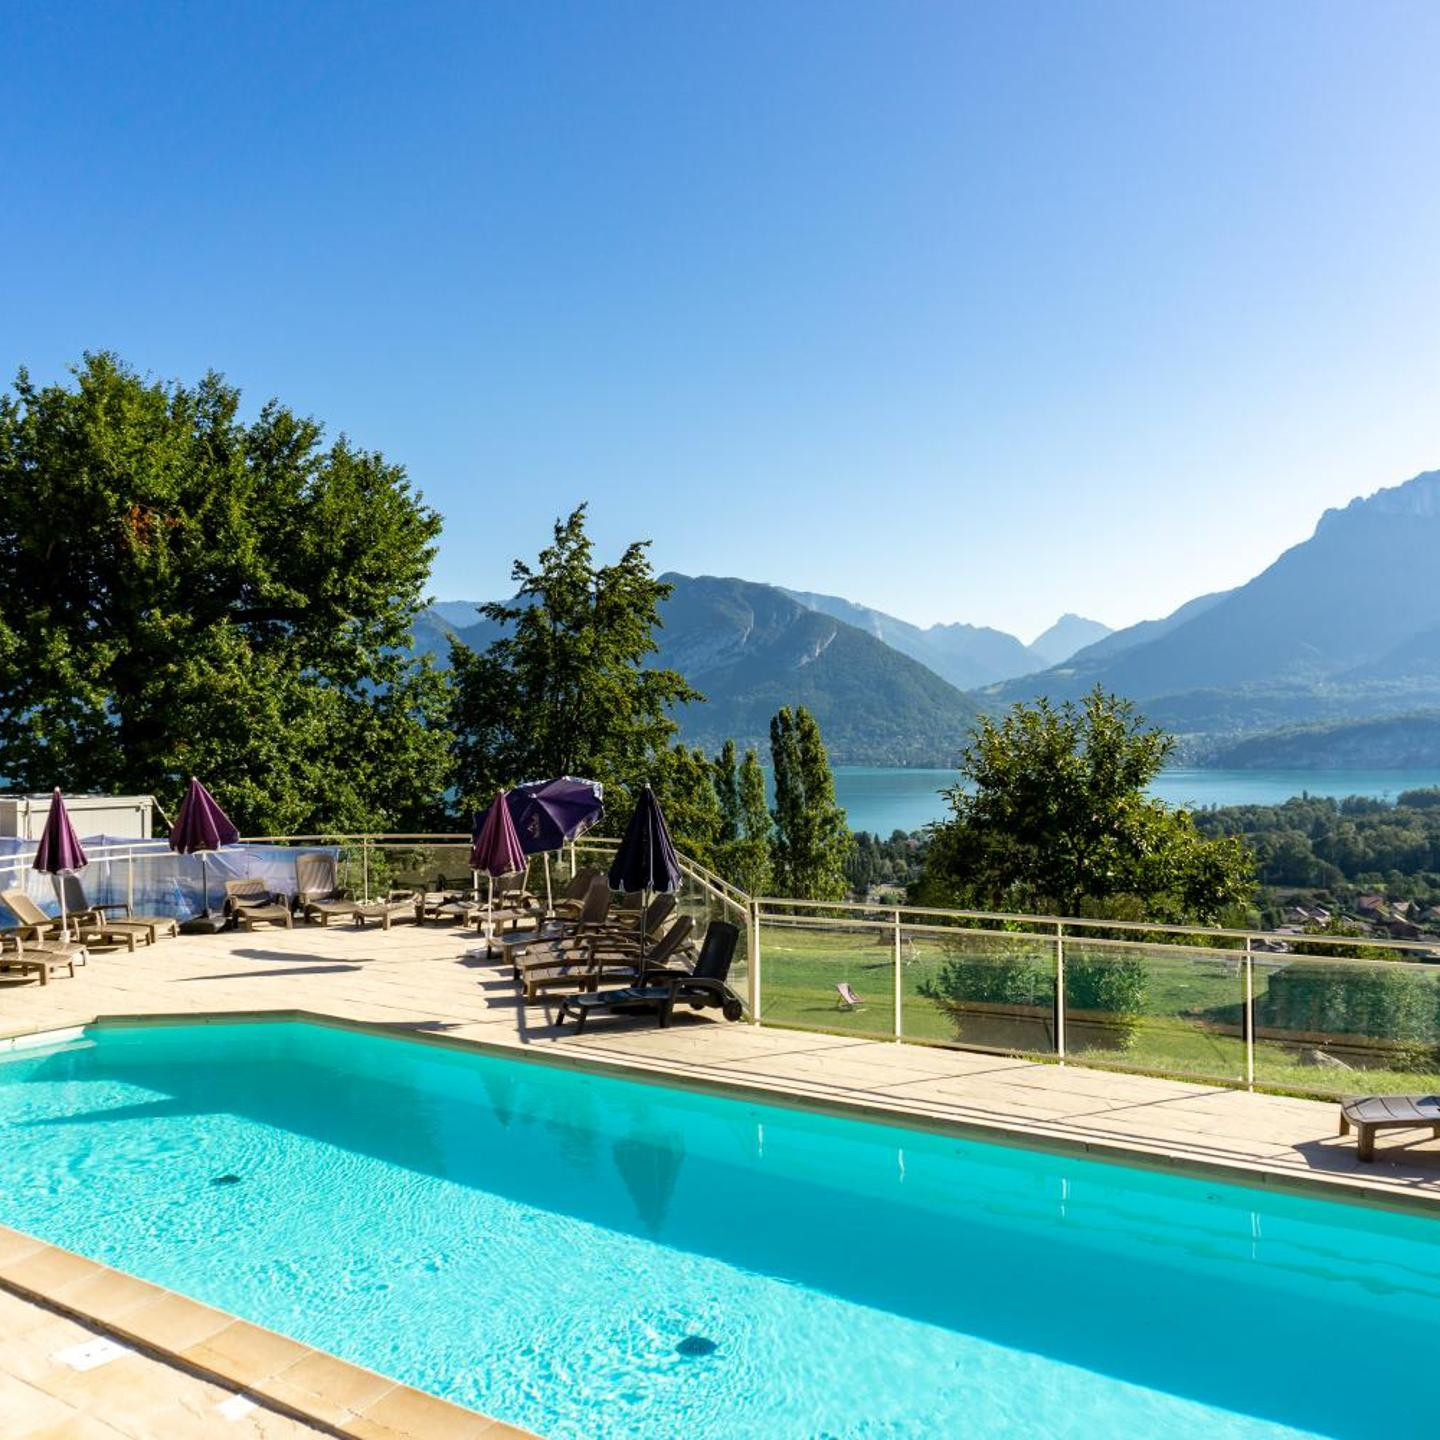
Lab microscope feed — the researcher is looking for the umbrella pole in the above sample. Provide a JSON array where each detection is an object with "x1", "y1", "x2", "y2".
[
  {"x1": 58, "y1": 875, "x2": 69, "y2": 942},
  {"x1": 200, "y1": 853, "x2": 210, "y2": 918},
  {"x1": 544, "y1": 852, "x2": 552, "y2": 913},
  {"x1": 487, "y1": 873, "x2": 494, "y2": 955}
]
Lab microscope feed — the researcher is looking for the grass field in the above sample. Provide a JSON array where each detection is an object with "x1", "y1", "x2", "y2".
[{"x1": 755, "y1": 922, "x2": 1440, "y2": 1099}]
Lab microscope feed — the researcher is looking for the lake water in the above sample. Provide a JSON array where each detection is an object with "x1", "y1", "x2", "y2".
[{"x1": 833, "y1": 765, "x2": 1440, "y2": 835}]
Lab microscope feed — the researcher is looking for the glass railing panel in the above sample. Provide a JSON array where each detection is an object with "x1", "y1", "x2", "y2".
[
  {"x1": 758, "y1": 917, "x2": 895, "y2": 1039},
  {"x1": 903, "y1": 926, "x2": 1058, "y2": 1055},
  {"x1": 1060, "y1": 939, "x2": 1246, "y2": 1083},
  {"x1": 1252, "y1": 952, "x2": 1440, "y2": 1097}
]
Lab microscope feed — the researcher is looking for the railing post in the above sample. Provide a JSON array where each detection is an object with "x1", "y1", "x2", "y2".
[
  {"x1": 126, "y1": 852, "x2": 134, "y2": 912},
  {"x1": 1054, "y1": 921, "x2": 1067, "y2": 1063},
  {"x1": 893, "y1": 909, "x2": 903, "y2": 1041},
  {"x1": 1243, "y1": 936, "x2": 1255, "y2": 1091},
  {"x1": 361, "y1": 837, "x2": 371, "y2": 904},
  {"x1": 749, "y1": 901, "x2": 762, "y2": 1023}
]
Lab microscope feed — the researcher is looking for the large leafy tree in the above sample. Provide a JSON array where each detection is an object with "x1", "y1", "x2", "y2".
[
  {"x1": 0, "y1": 353, "x2": 453, "y2": 833},
  {"x1": 449, "y1": 506, "x2": 698, "y2": 808},
  {"x1": 769, "y1": 705, "x2": 852, "y2": 900},
  {"x1": 916, "y1": 688, "x2": 1253, "y2": 921}
]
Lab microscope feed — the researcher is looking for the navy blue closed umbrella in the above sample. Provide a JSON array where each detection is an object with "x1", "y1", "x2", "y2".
[
  {"x1": 609, "y1": 786, "x2": 682, "y2": 896},
  {"x1": 609, "y1": 786, "x2": 681, "y2": 963}
]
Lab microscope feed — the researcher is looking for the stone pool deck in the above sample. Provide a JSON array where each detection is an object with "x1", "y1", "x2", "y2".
[{"x1": 2, "y1": 918, "x2": 1440, "y2": 1437}]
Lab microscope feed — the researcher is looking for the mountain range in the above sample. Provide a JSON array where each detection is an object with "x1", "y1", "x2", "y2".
[
  {"x1": 411, "y1": 468, "x2": 1440, "y2": 767},
  {"x1": 987, "y1": 469, "x2": 1440, "y2": 752}
]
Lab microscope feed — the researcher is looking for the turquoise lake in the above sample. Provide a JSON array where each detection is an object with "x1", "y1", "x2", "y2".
[{"x1": 831, "y1": 765, "x2": 1440, "y2": 834}]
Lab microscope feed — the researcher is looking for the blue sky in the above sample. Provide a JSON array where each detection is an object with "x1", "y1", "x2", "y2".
[{"x1": 5, "y1": 2, "x2": 1440, "y2": 639}]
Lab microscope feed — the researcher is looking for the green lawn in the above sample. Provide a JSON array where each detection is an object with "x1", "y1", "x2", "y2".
[{"x1": 755, "y1": 922, "x2": 1440, "y2": 1099}]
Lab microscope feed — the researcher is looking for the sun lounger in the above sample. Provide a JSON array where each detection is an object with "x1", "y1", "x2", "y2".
[
  {"x1": 536, "y1": 866, "x2": 600, "y2": 922},
  {"x1": 836, "y1": 982, "x2": 863, "y2": 1010},
  {"x1": 415, "y1": 890, "x2": 483, "y2": 926},
  {"x1": 351, "y1": 890, "x2": 418, "y2": 930},
  {"x1": 557, "y1": 921, "x2": 743, "y2": 1031},
  {"x1": 0, "y1": 888, "x2": 108, "y2": 957},
  {"x1": 516, "y1": 893, "x2": 676, "y2": 976},
  {"x1": 294, "y1": 852, "x2": 358, "y2": 926},
  {"x1": 521, "y1": 915, "x2": 696, "y2": 1002},
  {"x1": 0, "y1": 930, "x2": 82, "y2": 985},
  {"x1": 1339, "y1": 1094, "x2": 1440, "y2": 1162},
  {"x1": 497, "y1": 877, "x2": 612, "y2": 967},
  {"x1": 223, "y1": 878, "x2": 294, "y2": 930},
  {"x1": 61, "y1": 875, "x2": 177, "y2": 942}
]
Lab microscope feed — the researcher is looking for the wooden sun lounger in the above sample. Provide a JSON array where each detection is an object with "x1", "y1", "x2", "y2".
[
  {"x1": 0, "y1": 930, "x2": 85, "y2": 984},
  {"x1": 61, "y1": 877, "x2": 177, "y2": 942},
  {"x1": 351, "y1": 891, "x2": 418, "y2": 930},
  {"x1": 0, "y1": 888, "x2": 108, "y2": 958},
  {"x1": 558, "y1": 921, "x2": 743, "y2": 1032},
  {"x1": 223, "y1": 879, "x2": 294, "y2": 930},
  {"x1": 1339, "y1": 1094, "x2": 1440, "y2": 1162}
]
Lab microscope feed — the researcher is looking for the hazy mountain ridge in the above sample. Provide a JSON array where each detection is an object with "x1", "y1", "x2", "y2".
[
  {"x1": 988, "y1": 469, "x2": 1440, "y2": 740},
  {"x1": 420, "y1": 574, "x2": 983, "y2": 764},
  {"x1": 410, "y1": 468, "x2": 1440, "y2": 767},
  {"x1": 1028, "y1": 613, "x2": 1113, "y2": 668},
  {"x1": 777, "y1": 587, "x2": 1105, "y2": 687}
]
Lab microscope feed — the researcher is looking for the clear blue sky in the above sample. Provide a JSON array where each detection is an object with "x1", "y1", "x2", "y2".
[{"x1": 5, "y1": 1, "x2": 1440, "y2": 640}]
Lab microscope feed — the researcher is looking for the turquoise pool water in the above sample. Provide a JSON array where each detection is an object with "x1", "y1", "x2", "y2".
[{"x1": 0, "y1": 1022, "x2": 1434, "y2": 1439}]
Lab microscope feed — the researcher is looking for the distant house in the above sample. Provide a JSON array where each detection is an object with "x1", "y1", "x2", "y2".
[
  {"x1": 1388, "y1": 918, "x2": 1423, "y2": 940},
  {"x1": 1355, "y1": 894, "x2": 1389, "y2": 921}
]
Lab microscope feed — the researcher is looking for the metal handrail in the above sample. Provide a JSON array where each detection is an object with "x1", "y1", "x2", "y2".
[{"x1": 7, "y1": 827, "x2": 1436, "y2": 1098}]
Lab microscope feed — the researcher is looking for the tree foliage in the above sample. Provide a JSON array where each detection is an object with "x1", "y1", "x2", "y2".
[
  {"x1": 1193, "y1": 790, "x2": 1440, "y2": 900},
  {"x1": 0, "y1": 354, "x2": 452, "y2": 832},
  {"x1": 769, "y1": 705, "x2": 852, "y2": 900},
  {"x1": 448, "y1": 506, "x2": 698, "y2": 809},
  {"x1": 916, "y1": 688, "x2": 1253, "y2": 921}
]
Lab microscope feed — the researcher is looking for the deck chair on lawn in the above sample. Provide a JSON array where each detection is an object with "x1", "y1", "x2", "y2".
[
  {"x1": 223, "y1": 878, "x2": 294, "y2": 930},
  {"x1": 1, "y1": 887, "x2": 120, "y2": 956},
  {"x1": 557, "y1": 921, "x2": 744, "y2": 1032},
  {"x1": 520, "y1": 914, "x2": 695, "y2": 1003},
  {"x1": 61, "y1": 875, "x2": 179, "y2": 943},
  {"x1": 295, "y1": 852, "x2": 356, "y2": 927},
  {"x1": 835, "y1": 982, "x2": 863, "y2": 1010}
]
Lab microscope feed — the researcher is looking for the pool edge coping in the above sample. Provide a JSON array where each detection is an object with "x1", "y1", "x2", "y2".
[{"x1": 0, "y1": 1221, "x2": 533, "y2": 1438}]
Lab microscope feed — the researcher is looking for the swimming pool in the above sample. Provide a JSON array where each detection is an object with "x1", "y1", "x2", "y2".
[{"x1": 0, "y1": 1021, "x2": 1433, "y2": 1439}]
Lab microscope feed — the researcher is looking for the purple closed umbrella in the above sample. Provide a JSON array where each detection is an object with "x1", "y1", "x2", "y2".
[
  {"x1": 33, "y1": 789, "x2": 88, "y2": 940},
  {"x1": 169, "y1": 777, "x2": 239, "y2": 929},
  {"x1": 505, "y1": 776, "x2": 604, "y2": 910},
  {"x1": 471, "y1": 790, "x2": 528, "y2": 944}
]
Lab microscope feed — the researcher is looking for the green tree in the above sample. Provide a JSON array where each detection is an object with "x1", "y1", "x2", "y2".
[
  {"x1": 0, "y1": 353, "x2": 452, "y2": 833},
  {"x1": 449, "y1": 506, "x2": 698, "y2": 807},
  {"x1": 768, "y1": 705, "x2": 852, "y2": 900},
  {"x1": 715, "y1": 745, "x2": 772, "y2": 895},
  {"x1": 648, "y1": 744, "x2": 724, "y2": 869},
  {"x1": 714, "y1": 739, "x2": 741, "y2": 845},
  {"x1": 916, "y1": 688, "x2": 1253, "y2": 921}
]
